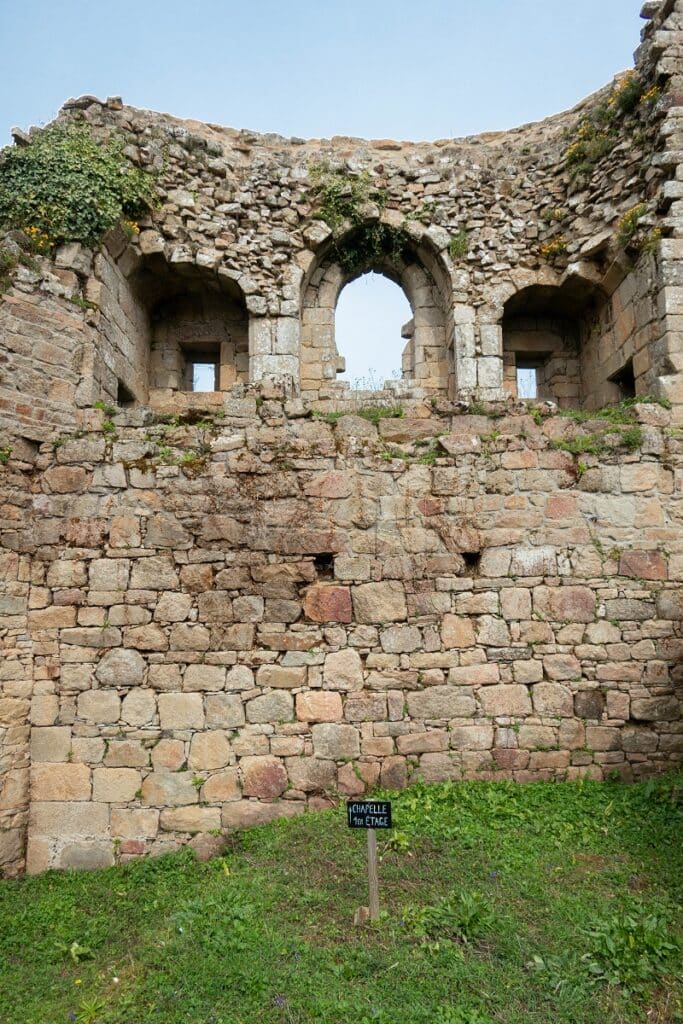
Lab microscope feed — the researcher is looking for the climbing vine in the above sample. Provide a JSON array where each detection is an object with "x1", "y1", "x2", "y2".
[
  {"x1": 0, "y1": 123, "x2": 158, "y2": 251},
  {"x1": 308, "y1": 162, "x2": 410, "y2": 275}
]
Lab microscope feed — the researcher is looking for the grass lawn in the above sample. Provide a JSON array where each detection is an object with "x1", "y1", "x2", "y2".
[{"x1": 1, "y1": 777, "x2": 681, "y2": 1024}]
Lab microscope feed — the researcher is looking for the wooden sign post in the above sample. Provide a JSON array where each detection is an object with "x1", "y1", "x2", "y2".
[{"x1": 347, "y1": 801, "x2": 392, "y2": 922}]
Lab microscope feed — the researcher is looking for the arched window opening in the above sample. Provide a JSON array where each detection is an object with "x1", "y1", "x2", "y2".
[
  {"x1": 335, "y1": 272, "x2": 412, "y2": 387},
  {"x1": 300, "y1": 225, "x2": 452, "y2": 399}
]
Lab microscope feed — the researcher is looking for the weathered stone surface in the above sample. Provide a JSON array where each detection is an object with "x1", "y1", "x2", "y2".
[
  {"x1": 188, "y1": 730, "x2": 232, "y2": 770},
  {"x1": 534, "y1": 587, "x2": 595, "y2": 623},
  {"x1": 31, "y1": 763, "x2": 91, "y2": 801},
  {"x1": 159, "y1": 807, "x2": 221, "y2": 833},
  {"x1": 406, "y1": 687, "x2": 476, "y2": 720},
  {"x1": 303, "y1": 585, "x2": 352, "y2": 623},
  {"x1": 532, "y1": 683, "x2": 573, "y2": 717},
  {"x1": 95, "y1": 649, "x2": 145, "y2": 688},
  {"x1": 255, "y1": 665, "x2": 306, "y2": 689},
  {"x1": 323, "y1": 649, "x2": 364, "y2": 691},
  {"x1": 441, "y1": 615, "x2": 475, "y2": 648},
  {"x1": 352, "y1": 582, "x2": 407, "y2": 623},
  {"x1": 205, "y1": 693, "x2": 246, "y2": 728},
  {"x1": 311, "y1": 723, "x2": 360, "y2": 759},
  {"x1": 158, "y1": 692, "x2": 205, "y2": 730},
  {"x1": 201, "y1": 769, "x2": 240, "y2": 802},
  {"x1": 295, "y1": 691, "x2": 342, "y2": 722},
  {"x1": 141, "y1": 772, "x2": 198, "y2": 806},
  {"x1": 221, "y1": 800, "x2": 304, "y2": 830},
  {"x1": 241, "y1": 755, "x2": 288, "y2": 798},
  {"x1": 183, "y1": 665, "x2": 226, "y2": 691},
  {"x1": 92, "y1": 767, "x2": 140, "y2": 802},
  {"x1": 77, "y1": 690, "x2": 120, "y2": 723},
  {"x1": 121, "y1": 689, "x2": 156, "y2": 726},
  {"x1": 30, "y1": 727, "x2": 71, "y2": 763},
  {"x1": 479, "y1": 685, "x2": 532, "y2": 717},
  {"x1": 285, "y1": 756, "x2": 336, "y2": 792}
]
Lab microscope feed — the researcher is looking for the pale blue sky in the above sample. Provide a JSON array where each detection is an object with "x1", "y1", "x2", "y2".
[{"x1": 1, "y1": 0, "x2": 643, "y2": 384}]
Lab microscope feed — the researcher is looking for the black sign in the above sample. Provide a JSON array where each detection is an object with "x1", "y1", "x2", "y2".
[{"x1": 347, "y1": 800, "x2": 392, "y2": 830}]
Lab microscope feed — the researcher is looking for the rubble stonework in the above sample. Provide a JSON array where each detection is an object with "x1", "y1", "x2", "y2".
[{"x1": 0, "y1": 0, "x2": 682, "y2": 876}]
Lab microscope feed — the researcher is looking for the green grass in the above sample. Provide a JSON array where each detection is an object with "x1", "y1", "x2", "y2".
[{"x1": 1, "y1": 778, "x2": 681, "y2": 1024}]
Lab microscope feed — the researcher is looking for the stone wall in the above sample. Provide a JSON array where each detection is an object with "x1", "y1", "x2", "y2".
[
  {"x1": 1, "y1": 0, "x2": 682, "y2": 877},
  {"x1": 0, "y1": 394, "x2": 679, "y2": 876}
]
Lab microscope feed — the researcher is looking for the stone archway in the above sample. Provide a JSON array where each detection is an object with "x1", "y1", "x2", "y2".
[{"x1": 300, "y1": 220, "x2": 454, "y2": 399}]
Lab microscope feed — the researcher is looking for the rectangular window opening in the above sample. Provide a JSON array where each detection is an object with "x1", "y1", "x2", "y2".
[
  {"x1": 181, "y1": 344, "x2": 220, "y2": 392},
  {"x1": 516, "y1": 365, "x2": 538, "y2": 399},
  {"x1": 191, "y1": 361, "x2": 219, "y2": 392}
]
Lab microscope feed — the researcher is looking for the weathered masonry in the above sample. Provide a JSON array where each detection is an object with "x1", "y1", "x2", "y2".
[{"x1": 0, "y1": 0, "x2": 681, "y2": 877}]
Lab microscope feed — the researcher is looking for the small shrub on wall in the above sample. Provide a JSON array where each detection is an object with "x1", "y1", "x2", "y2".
[{"x1": 0, "y1": 123, "x2": 157, "y2": 251}]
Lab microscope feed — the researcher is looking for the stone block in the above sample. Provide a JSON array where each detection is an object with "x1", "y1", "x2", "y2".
[
  {"x1": 574, "y1": 691, "x2": 605, "y2": 719},
  {"x1": 380, "y1": 625, "x2": 422, "y2": 653},
  {"x1": 56, "y1": 842, "x2": 114, "y2": 871},
  {"x1": 352, "y1": 582, "x2": 407, "y2": 623},
  {"x1": 323, "y1": 649, "x2": 364, "y2": 690},
  {"x1": 542, "y1": 654, "x2": 581, "y2": 681},
  {"x1": 441, "y1": 615, "x2": 475, "y2": 648},
  {"x1": 449, "y1": 724, "x2": 494, "y2": 750},
  {"x1": 311, "y1": 723, "x2": 360, "y2": 759},
  {"x1": 151, "y1": 739, "x2": 186, "y2": 770},
  {"x1": 295, "y1": 691, "x2": 342, "y2": 722},
  {"x1": 533, "y1": 586, "x2": 595, "y2": 623},
  {"x1": 30, "y1": 726, "x2": 71, "y2": 763},
  {"x1": 255, "y1": 665, "x2": 307, "y2": 689},
  {"x1": 344, "y1": 692, "x2": 387, "y2": 721},
  {"x1": 406, "y1": 686, "x2": 476, "y2": 720},
  {"x1": 141, "y1": 771, "x2": 198, "y2": 806},
  {"x1": 221, "y1": 800, "x2": 304, "y2": 830},
  {"x1": 105, "y1": 740, "x2": 149, "y2": 767},
  {"x1": 631, "y1": 697, "x2": 679, "y2": 721},
  {"x1": 241, "y1": 755, "x2": 288, "y2": 798},
  {"x1": 303, "y1": 585, "x2": 352, "y2": 623},
  {"x1": 619, "y1": 550, "x2": 667, "y2": 580},
  {"x1": 31, "y1": 763, "x2": 91, "y2": 801},
  {"x1": 92, "y1": 767, "x2": 141, "y2": 802},
  {"x1": 111, "y1": 808, "x2": 159, "y2": 839},
  {"x1": 396, "y1": 730, "x2": 449, "y2": 754},
  {"x1": 206, "y1": 693, "x2": 246, "y2": 728},
  {"x1": 159, "y1": 807, "x2": 222, "y2": 833},
  {"x1": 158, "y1": 692, "x2": 204, "y2": 730},
  {"x1": 286, "y1": 756, "x2": 336, "y2": 792},
  {"x1": 188, "y1": 731, "x2": 232, "y2": 770},
  {"x1": 130, "y1": 557, "x2": 179, "y2": 590},
  {"x1": 478, "y1": 684, "x2": 532, "y2": 717},
  {"x1": 202, "y1": 769, "x2": 241, "y2": 802},
  {"x1": 183, "y1": 665, "x2": 226, "y2": 691},
  {"x1": 77, "y1": 690, "x2": 121, "y2": 723},
  {"x1": 532, "y1": 683, "x2": 573, "y2": 717},
  {"x1": 95, "y1": 648, "x2": 145, "y2": 687},
  {"x1": 89, "y1": 558, "x2": 129, "y2": 591},
  {"x1": 121, "y1": 689, "x2": 156, "y2": 726}
]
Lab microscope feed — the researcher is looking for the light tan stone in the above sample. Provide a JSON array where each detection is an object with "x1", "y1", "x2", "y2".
[
  {"x1": 158, "y1": 692, "x2": 204, "y2": 730},
  {"x1": 31, "y1": 763, "x2": 91, "y2": 801},
  {"x1": 295, "y1": 691, "x2": 342, "y2": 722},
  {"x1": 159, "y1": 807, "x2": 221, "y2": 832},
  {"x1": 92, "y1": 767, "x2": 141, "y2": 802},
  {"x1": 30, "y1": 726, "x2": 71, "y2": 763},
  {"x1": 188, "y1": 731, "x2": 232, "y2": 770}
]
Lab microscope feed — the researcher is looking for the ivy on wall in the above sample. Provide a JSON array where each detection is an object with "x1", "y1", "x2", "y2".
[{"x1": 0, "y1": 123, "x2": 157, "y2": 252}]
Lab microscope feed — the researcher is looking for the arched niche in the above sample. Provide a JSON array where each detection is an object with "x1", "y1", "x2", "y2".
[
  {"x1": 300, "y1": 222, "x2": 453, "y2": 398},
  {"x1": 500, "y1": 276, "x2": 605, "y2": 407},
  {"x1": 131, "y1": 257, "x2": 248, "y2": 398}
]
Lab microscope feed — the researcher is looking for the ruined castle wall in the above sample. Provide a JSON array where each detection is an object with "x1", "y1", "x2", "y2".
[
  {"x1": 1, "y1": 0, "x2": 683, "y2": 877},
  {"x1": 0, "y1": 397, "x2": 676, "y2": 875}
]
